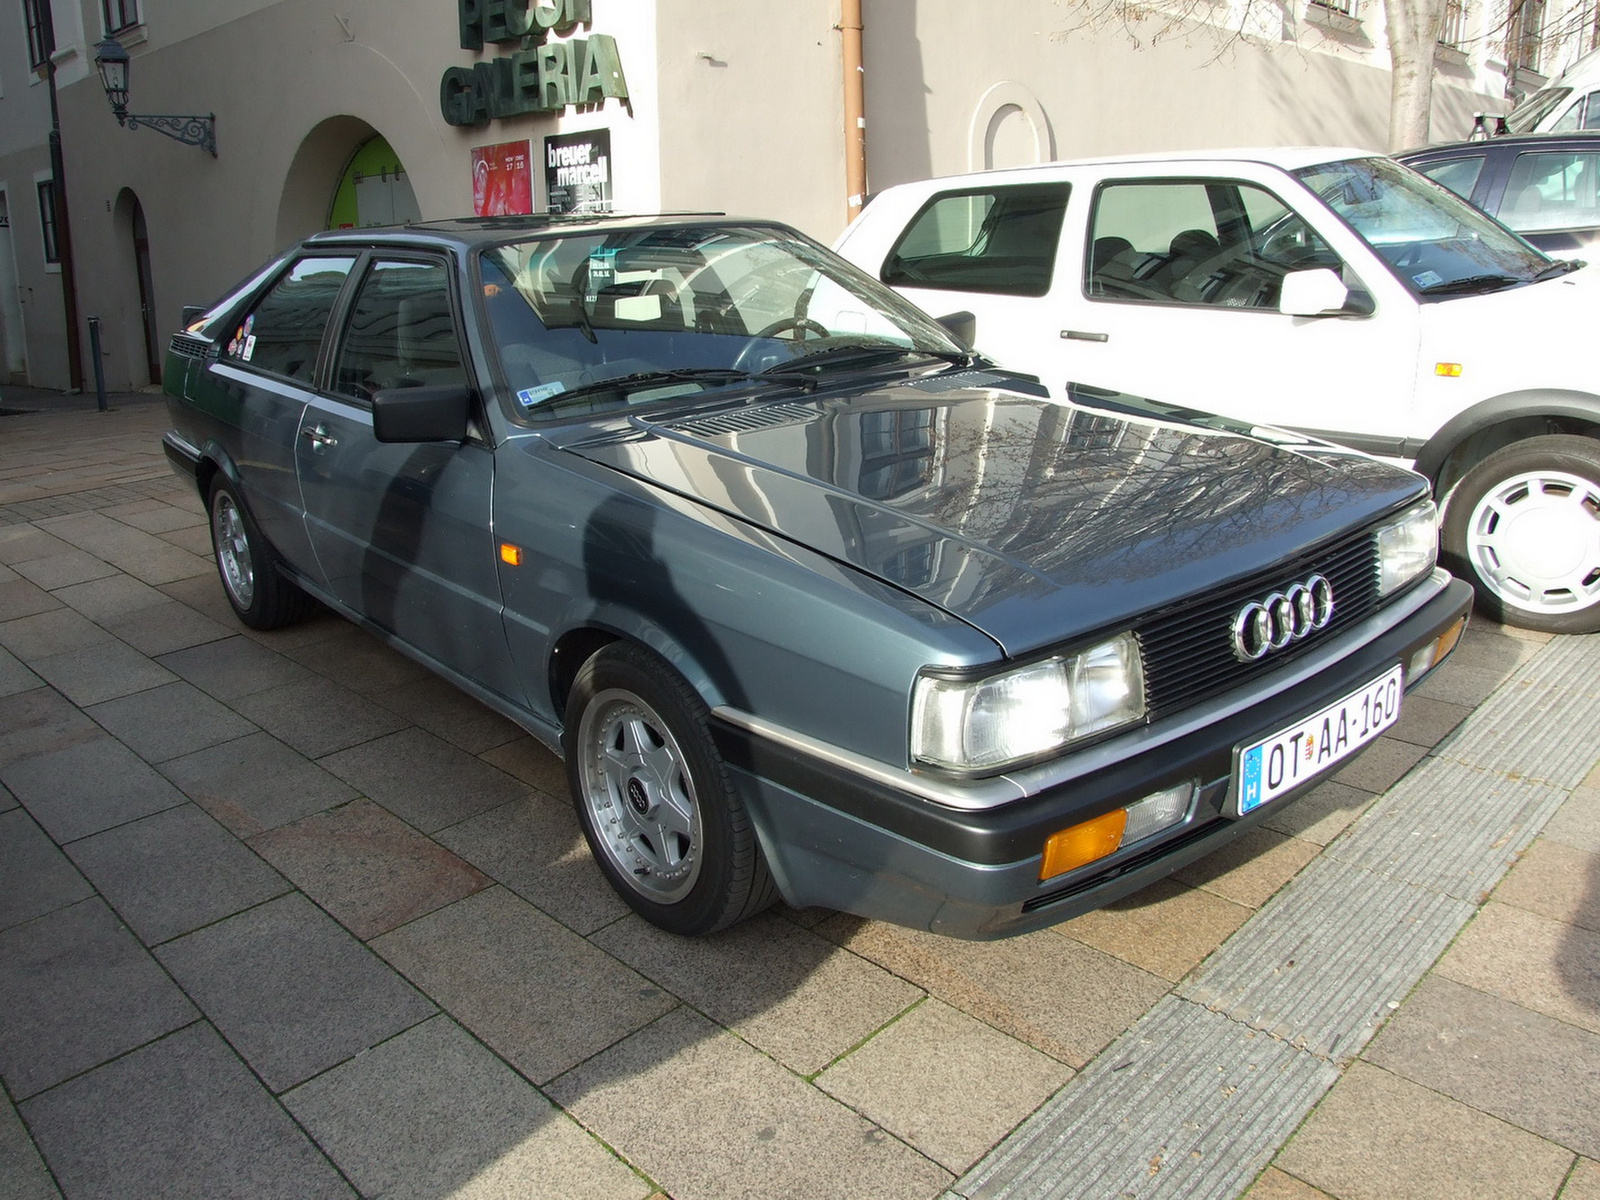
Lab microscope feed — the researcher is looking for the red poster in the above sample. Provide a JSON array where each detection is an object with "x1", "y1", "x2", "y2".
[{"x1": 472, "y1": 140, "x2": 533, "y2": 216}]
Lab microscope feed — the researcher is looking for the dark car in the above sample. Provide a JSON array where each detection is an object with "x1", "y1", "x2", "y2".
[
  {"x1": 1398, "y1": 131, "x2": 1600, "y2": 259},
  {"x1": 162, "y1": 214, "x2": 1472, "y2": 939}
]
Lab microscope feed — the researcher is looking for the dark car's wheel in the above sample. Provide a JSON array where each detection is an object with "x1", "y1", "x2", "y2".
[
  {"x1": 1441, "y1": 434, "x2": 1600, "y2": 634},
  {"x1": 564, "y1": 642, "x2": 776, "y2": 936},
  {"x1": 208, "y1": 479, "x2": 314, "y2": 630}
]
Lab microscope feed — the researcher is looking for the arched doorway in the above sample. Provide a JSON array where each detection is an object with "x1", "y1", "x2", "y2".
[
  {"x1": 277, "y1": 122, "x2": 422, "y2": 251},
  {"x1": 112, "y1": 189, "x2": 160, "y2": 387},
  {"x1": 327, "y1": 135, "x2": 420, "y2": 229}
]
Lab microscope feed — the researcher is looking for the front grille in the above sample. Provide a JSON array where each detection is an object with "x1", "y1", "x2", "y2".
[
  {"x1": 169, "y1": 333, "x2": 209, "y2": 361},
  {"x1": 1135, "y1": 523, "x2": 1381, "y2": 718}
]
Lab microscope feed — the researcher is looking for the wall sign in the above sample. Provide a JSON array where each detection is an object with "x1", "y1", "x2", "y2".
[
  {"x1": 545, "y1": 129, "x2": 611, "y2": 213},
  {"x1": 441, "y1": 0, "x2": 629, "y2": 127}
]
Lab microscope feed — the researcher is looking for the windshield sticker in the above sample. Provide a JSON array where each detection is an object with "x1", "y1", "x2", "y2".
[
  {"x1": 517, "y1": 382, "x2": 567, "y2": 407},
  {"x1": 1413, "y1": 270, "x2": 1443, "y2": 289}
]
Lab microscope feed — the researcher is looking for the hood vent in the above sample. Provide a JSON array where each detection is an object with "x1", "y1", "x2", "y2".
[{"x1": 662, "y1": 402, "x2": 818, "y2": 438}]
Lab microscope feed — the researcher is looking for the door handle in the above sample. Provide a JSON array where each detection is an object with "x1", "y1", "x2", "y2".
[
  {"x1": 300, "y1": 423, "x2": 337, "y2": 451},
  {"x1": 1061, "y1": 330, "x2": 1109, "y2": 343}
]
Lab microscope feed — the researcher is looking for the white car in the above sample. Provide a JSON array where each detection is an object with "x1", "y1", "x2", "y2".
[{"x1": 833, "y1": 148, "x2": 1600, "y2": 634}]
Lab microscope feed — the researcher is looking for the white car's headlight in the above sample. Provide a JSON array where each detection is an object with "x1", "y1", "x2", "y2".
[
  {"x1": 1376, "y1": 499, "x2": 1438, "y2": 596},
  {"x1": 911, "y1": 633, "x2": 1146, "y2": 772}
]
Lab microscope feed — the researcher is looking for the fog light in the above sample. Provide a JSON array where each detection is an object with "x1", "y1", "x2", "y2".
[
  {"x1": 1406, "y1": 616, "x2": 1466, "y2": 685},
  {"x1": 1040, "y1": 811, "x2": 1125, "y2": 880},
  {"x1": 1122, "y1": 783, "x2": 1195, "y2": 846}
]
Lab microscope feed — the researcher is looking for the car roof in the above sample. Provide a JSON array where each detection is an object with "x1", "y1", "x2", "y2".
[
  {"x1": 1396, "y1": 130, "x2": 1600, "y2": 159},
  {"x1": 874, "y1": 146, "x2": 1384, "y2": 191},
  {"x1": 299, "y1": 212, "x2": 758, "y2": 252}
]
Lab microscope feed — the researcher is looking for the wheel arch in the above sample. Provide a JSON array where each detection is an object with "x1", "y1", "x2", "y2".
[
  {"x1": 1415, "y1": 389, "x2": 1600, "y2": 501},
  {"x1": 545, "y1": 604, "x2": 731, "y2": 729}
]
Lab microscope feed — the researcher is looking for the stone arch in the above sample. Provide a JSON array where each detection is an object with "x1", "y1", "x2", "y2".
[
  {"x1": 275, "y1": 116, "x2": 382, "y2": 249},
  {"x1": 968, "y1": 82, "x2": 1055, "y2": 172}
]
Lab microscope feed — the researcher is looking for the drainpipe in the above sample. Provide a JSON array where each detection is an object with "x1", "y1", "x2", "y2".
[{"x1": 841, "y1": 0, "x2": 867, "y2": 224}]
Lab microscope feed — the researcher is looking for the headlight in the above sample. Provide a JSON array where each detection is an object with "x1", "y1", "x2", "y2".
[
  {"x1": 911, "y1": 633, "x2": 1146, "y2": 772},
  {"x1": 1376, "y1": 499, "x2": 1438, "y2": 596}
]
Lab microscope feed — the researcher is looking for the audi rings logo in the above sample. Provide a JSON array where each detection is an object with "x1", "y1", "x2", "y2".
[{"x1": 1230, "y1": 575, "x2": 1336, "y2": 662}]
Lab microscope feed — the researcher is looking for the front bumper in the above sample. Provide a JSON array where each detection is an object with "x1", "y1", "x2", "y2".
[{"x1": 712, "y1": 572, "x2": 1474, "y2": 939}]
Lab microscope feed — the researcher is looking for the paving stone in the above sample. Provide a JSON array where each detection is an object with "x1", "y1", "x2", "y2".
[
  {"x1": 66, "y1": 804, "x2": 289, "y2": 946},
  {"x1": 433, "y1": 795, "x2": 629, "y2": 935},
  {"x1": 248, "y1": 799, "x2": 491, "y2": 940},
  {"x1": 99, "y1": 598, "x2": 233, "y2": 657},
  {"x1": 1437, "y1": 901, "x2": 1600, "y2": 1037},
  {"x1": 34, "y1": 511, "x2": 212, "y2": 585},
  {"x1": 1543, "y1": 786, "x2": 1600, "y2": 855},
  {"x1": 3, "y1": 737, "x2": 188, "y2": 842},
  {"x1": 373, "y1": 887, "x2": 675, "y2": 1084},
  {"x1": 1493, "y1": 839, "x2": 1600, "y2": 933},
  {"x1": 0, "y1": 579, "x2": 62, "y2": 622},
  {"x1": 0, "y1": 809, "x2": 93, "y2": 932},
  {"x1": 1261, "y1": 779, "x2": 1377, "y2": 846},
  {"x1": 0, "y1": 646, "x2": 40, "y2": 698},
  {"x1": 0, "y1": 527, "x2": 73, "y2": 565},
  {"x1": 547, "y1": 1006, "x2": 953, "y2": 1200},
  {"x1": 478, "y1": 734, "x2": 570, "y2": 797},
  {"x1": 159, "y1": 731, "x2": 359, "y2": 837},
  {"x1": 0, "y1": 781, "x2": 13, "y2": 812},
  {"x1": 818, "y1": 916, "x2": 1168, "y2": 1068},
  {"x1": 816, "y1": 998, "x2": 1072, "y2": 1172},
  {"x1": 0, "y1": 686, "x2": 104, "y2": 769},
  {"x1": 284, "y1": 625, "x2": 431, "y2": 695},
  {"x1": 1275, "y1": 1060, "x2": 1573, "y2": 1200},
  {"x1": 0, "y1": 607, "x2": 115, "y2": 661},
  {"x1": 1054, "y1": 877, "x2": 1251, "y2": 981},
  {"x1": 283, "y1": 1016, "x2": 648, "y2": 1200},
  {"x1": 1330, "y1": 734, "x2": 1429, "y2": 794},
  {"x1": 369, "y1": 672, "x2": 523, "y2": 754},
  {"x1": 10, "y1": 548, "x2": 116, "y2": 590},
  {"x1": 320, "y1": 727, "x2": 528, "y2": 833},
  {"x1": 28, "y1": 641, "x2": 176, "y2": 707},
  {"x1": 1366, "y1": 976, "x2": 1600, "y2": 1160},
  {"x1": 1566, "y1": 1158, "x2": 1600, "y2": 1200},
  {"x1": 0, "y1": 899, "x2": 198, "y2": 1100},
  {"x1": 156, "y1": 892, "x2": 435, "y2": 1093},
  {"x1": 593, "y1": 911, "x2": 923, "y2": 1075},
  {"x1": 49, "y1": 573, "x2": 168, "y2": 622},
  {"x1": 1245, "y1": 1167, "x2": 1335, "y2": 1198},
  {"x1": 1173, "y1": 826, "x2": 1321, "y2": 909},
  {"x1": 0, "y1": 1093, "x2": 60, "y2": 1200},
  {"x1": 115, "y1": 502, "x2": 204, "y2": 535},
  {"x1": 230, "y1": 676, "x2": 408, "y2": 759},
  {"x1": 20, "y1": 1022, "x2": 352, "y2": 1200},
  {"x1": 158, "y1": 523, "x2": 215, "y2": 557},
  {"x1": 156, "y1": 634, "x2": 314, "y2": 701},
  {"x1": 157, "y1": 573, "x2": 246, "y2": 629},
  {"x1": 1386, "y1": 693, "x2": 1471, "y2": 749},
  {"x1": 87, "y1": 679, "x2": 256, "y2": 764}
]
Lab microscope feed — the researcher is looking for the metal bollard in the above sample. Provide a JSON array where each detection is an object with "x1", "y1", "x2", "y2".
[{"x1": 87, "y1": 316, "x2": 108, "y2": 412}]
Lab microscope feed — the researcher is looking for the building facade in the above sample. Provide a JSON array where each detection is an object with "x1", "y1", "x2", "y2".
[{"x1": 0, "y1": 0, "x2": 1582, "y2": 392}]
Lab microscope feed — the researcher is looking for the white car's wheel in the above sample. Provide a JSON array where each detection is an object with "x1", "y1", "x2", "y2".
[{"x1": 1442, "y1": 435, "x2": 1600, "y2": 633}]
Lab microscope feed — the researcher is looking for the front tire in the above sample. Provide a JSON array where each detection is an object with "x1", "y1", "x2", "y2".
[
  {"x1": 208, "y1": 479, "x2": 315, "y2": 631},
  {"x1": 1441, "y1": 434, "x2": 1600, "y2": 634},
  {"x1": 564, "y1": 642, "x2": 776, "y2": 936}
]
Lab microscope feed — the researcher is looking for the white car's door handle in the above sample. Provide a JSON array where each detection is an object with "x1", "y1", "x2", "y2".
[
  {"x1": 301, "y1": 424, "x2": 337, "y2": 451},
  {"x1": 1061, "y1": 330, "x2": 1109, "y2": 343}
]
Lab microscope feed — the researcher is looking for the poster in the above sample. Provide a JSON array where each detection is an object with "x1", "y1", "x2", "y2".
[
  {"x1": 471, "y1": 140, "x2": 534, "y2": 216},
  {"x1": 545, "y1": 129, "x2": 613, "y2": 214}
]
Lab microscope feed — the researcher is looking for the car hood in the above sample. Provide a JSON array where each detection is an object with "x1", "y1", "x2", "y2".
[{"x1": 559, "y1": 373, "x2": 1425, "y2": 655}]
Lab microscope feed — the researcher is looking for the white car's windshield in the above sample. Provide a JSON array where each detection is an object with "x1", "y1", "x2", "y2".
[
  {"x1": 1295, "y1": 157, "x2": 1562, "y2": 297},
  {"x1": 477, "y1": 223, "x2": 965, "y2": 419}
]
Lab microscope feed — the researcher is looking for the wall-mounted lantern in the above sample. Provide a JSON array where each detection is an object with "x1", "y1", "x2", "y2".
[{"x1": 93, "y1": 38, "x2": 217, "y2": 157}]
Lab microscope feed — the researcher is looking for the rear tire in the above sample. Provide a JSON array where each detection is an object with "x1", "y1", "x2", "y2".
[
  {"x1": 1440, "y1": 434, "x2": 1600, "y2": 634},
  {"x1": 208, "y1": 479, "x2": 315, "y2": 631},
  {"x1": 564, "y1": 642, "x2": 777, "y2": 936}
]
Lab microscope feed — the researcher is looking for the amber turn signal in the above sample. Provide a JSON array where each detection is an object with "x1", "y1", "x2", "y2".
[
  {"x1": 1040, "y1": 810, "x2": 1127, "y2": 881},
  {"x1": 499, "y1": 542, "x2": 524, "y2": 567}
]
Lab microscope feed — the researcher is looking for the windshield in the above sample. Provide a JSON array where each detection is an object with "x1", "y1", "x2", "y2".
[
  {"x1": 1294, "y1": 157, "x2": 1556, "y2": 297},
  {"x1": 476, "y1": 223, "x2": 965, "y2": 419}
]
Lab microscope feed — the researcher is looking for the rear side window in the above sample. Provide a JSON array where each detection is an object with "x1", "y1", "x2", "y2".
[
  {"x1": 222, "y1": 256, "x2": 355, "y2": 383},
  {"x1": 881, "y1": 183, "x2": 1069, "y2": 297},
  {"x1": 1501, "y1": 149, "x2": 1600, "y2": 232},
  {"x1": 1414, "y1": 155, "x2": 1485, "y2": 202}
]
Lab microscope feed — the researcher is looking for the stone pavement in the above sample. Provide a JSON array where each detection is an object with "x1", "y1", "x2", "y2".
[{"x1": 0, "y1": 387, "x2": 1596, "y2": 1200}]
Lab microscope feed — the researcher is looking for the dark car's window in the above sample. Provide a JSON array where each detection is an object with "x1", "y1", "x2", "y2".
[
  {"x1": 1548, "y1": 91, "x2": 1600, "y2": 131},
  {"x1": 881, "y1": 184, "x2": 1069, "y2": 296},
  {"x1": 1087, "y1": 179, "x2": 1340, "y2": 309},
  {"x1": 333, "y1": 259, "x2": 466, "y2": 401},
  {"x1": 1414, "y1": 155, "x2": 1485, "y2": 202},
  {"x1": 1506, "y1": 86, "x2": 1571, "y2": 133},
  {"x1": 1499, "y1": 149, "x2": 1600, "y2": 232},
  {"x1": 222, "y1": 256, "x2": 355, "y2": 383}
]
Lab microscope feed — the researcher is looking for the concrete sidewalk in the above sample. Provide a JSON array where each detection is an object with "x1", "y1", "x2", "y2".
[{"x1": 0, "y1": 391, "x2": 1595, "y2": 1200}]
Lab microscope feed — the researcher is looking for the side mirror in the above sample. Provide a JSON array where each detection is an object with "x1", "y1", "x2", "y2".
[
  {"x1": 937, "y1": 311, "x2": 976, "y2": 347},
  {"x1": 372, "y1": 383, "x2": 474, "y2": 443},
  {"x1": 1279, "y1": 269, "x2": 1351, "y2": 318}
]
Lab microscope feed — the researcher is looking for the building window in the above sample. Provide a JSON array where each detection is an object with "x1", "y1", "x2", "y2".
[
  {"x1": 101, "y1": 0, "x2": 138, "y2": 34},
  {"x1": 1309, "y1": 0, "x2": 1358, "y2": 18},
  {"x1": 1508, "y1": 0, "x2": 1546, "y2": 73},
  {"x1": 1439, "y1": 0, "x2": 1469, "y2": 48},
  {"x1": 36, "y1": 178, "x2": 59, "y2": 264},
  {"x1": 23, "y1": 0, "x2": 56, "y2": 69}
]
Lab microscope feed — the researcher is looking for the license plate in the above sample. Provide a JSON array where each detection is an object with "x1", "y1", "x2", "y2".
[{"x1": 1236, "y1": 665, "x2": 1403, "y2": 815}]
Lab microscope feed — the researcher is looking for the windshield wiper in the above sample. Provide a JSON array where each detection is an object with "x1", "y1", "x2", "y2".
[
  {"x1": 1416, "y1": 273, "x2": 1523, "y2": 296},
  {"x1": 761, "y1": 344, "x2": 973, "y2": 375},
  {"x1": 526, "y1": 368, "x2": 763, "y2": 411}
]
